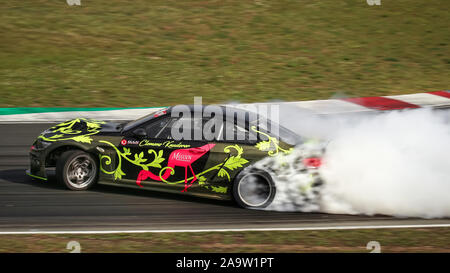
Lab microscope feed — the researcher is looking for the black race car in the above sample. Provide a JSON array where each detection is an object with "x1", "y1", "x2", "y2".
[{"x1": 27, "y1": 105, "x2": 322, "y2": 209}]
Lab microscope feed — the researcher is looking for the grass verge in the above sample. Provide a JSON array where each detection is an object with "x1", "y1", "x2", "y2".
[
  {"x1": 1, "y1": 0, "x2": 449, "y2": 107},
  {"x1": 0, "y1": 227, "x2": 449, "y2": 253}
]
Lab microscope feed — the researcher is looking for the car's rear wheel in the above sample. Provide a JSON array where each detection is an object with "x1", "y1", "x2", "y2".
[
  {"x1": 233, "y1": 169, "x2": 276, "y2": 209},
  {"x1": 56, "y1": 150, "x2": 98, "y2": 191}
]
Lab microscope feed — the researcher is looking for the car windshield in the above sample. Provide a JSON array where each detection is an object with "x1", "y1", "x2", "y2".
[{"x1": 123, "y1": 108, "x2": 168, "y2": 131}]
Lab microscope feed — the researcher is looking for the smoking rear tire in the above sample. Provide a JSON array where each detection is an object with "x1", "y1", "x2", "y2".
[
  {"x1": 56, "y1": 150, "x2": 98, "y2": 191},
  {"x1": 233, "y1": 169, "x2": 276, "y2": 209}
]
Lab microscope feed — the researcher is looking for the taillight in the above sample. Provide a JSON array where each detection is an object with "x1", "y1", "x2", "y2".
[
  {"x1": 303, "y1": 157, "x2": 322, "y2": 168},
  {"x1": 30, "y1": 145, "x2": 36, "y2": 151}
]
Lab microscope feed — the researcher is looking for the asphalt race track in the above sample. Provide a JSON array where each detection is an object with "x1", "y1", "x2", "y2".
[{"x1": 0, "y1": 123, "x2": 449, "y2": 233}]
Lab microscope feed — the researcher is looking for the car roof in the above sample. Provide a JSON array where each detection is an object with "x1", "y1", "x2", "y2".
[
  {"x1": 123, "y1": 104, "x2": 302, "y2": 144},
  {"x1": 124, "y1": 104, "x2": 278, "y2": 132},
  {"x1": 166, "y1": 104, "x2": 261, "y2": 121}
]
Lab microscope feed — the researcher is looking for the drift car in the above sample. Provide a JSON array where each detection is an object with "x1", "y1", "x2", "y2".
[{"x1": 27, "y1": 106, "x2": 322, "y2": 209}]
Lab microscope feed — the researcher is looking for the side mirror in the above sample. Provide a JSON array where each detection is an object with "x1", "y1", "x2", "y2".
[{"x1": 132, "y1": 128, "x2": 147, "y2": 137}]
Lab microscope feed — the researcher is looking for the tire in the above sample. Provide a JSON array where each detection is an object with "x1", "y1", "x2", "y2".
[
  {"x1": 56, "y1": 150, "x2": 98, "y2": 191},
  {"x1": 232, "y1": 168, "x2": 276, "y2": 209}
]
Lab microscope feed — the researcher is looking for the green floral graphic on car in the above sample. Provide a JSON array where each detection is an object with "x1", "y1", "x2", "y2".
[
  {"x1": 98, "y1": 141, "x2": 248, "y2": 193},
  {"x1": 251, "y1": 125, "x2": 293, "y2": 156},
  {"x1": 99, "y1": 140, "x2": 165, "y2": 180},
  {"x1": 216, "y1": 144, "x2": 248, "y2": 180},
  {"x1": 38, "y1": 118, "x2": 105, "y2": 144}
]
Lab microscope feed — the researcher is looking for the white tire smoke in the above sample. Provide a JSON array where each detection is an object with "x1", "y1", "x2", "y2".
[
  {"x1": 261, "y1": 108, "x2": 450, "y2": 218},
  {"x1": 320, "y1": 109, "x2": 450, "y2": 218}
]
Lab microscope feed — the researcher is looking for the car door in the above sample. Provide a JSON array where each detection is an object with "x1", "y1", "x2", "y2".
[
  {"x1": 114, "y1": 115, "x2": 171, "y2": 189},
  {"x1": 119, "y1": 114, "x2": 212, "y2": 193},
  {"x1": 199, "y1": 118, "x2": 259, "y2": 196}
]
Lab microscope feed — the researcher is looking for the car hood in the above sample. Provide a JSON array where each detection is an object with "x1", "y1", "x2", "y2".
[{"x1": 38, "y1": 118, "x2": 121, "y2": 144}]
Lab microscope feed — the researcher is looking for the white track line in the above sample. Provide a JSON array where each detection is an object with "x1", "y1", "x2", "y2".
[{"x1": 1, "y1": 223, "x2": 450, "y2": 235}]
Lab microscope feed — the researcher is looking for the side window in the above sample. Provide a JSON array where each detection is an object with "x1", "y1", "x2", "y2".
[
  {"x1": 144, "y1": 116, "x2": 193, "y2": 140},
  {"x1": 218, "y1": 120, "x2": 258, "y2": 143},
  {"x1": 171, "y1": 117, "x2": 211, "y2": 141},
  {"x1": 192, "y1": 117, "x2": 205, "y2": 140},
  {"x1": 143, "y1": 115, "x2": 259, "y2": 142},
  {"x1": 203, "y1": 117, "x2": 222, "y2": 141},
  {"x1": 144, "y1": 116, "x2": 171, "y2": 138}
]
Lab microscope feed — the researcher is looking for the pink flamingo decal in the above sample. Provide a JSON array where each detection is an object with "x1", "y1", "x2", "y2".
[{"x1": 136, "y1": 144, "x2": 216, "y2": 192}]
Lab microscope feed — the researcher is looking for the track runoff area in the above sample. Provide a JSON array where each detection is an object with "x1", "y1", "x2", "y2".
[
  {"x1": 1, "y1": 90, "x2": 449, "y2": 123},
  {"x1": 0, "y1": 90, "x2": 449, "y2": 235}
]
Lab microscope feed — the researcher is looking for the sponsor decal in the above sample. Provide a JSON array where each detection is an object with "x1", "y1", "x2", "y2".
[
  {"x1": 137, "y1": 144, "x2": 216, "y2": 192},
  {"x1": 173, "y1": 151, "x2": 193, "y2": 163},
  {"x1": 121, "y1": 139, "x2": 139, "y2": 146},
  {"x1": 139, "y1": 139, "x2": 191, "y2": 149}
]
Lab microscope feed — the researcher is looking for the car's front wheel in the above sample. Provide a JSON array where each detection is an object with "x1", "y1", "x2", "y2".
[
  {"x1": 56, "y1": 150, "x2": 98, "y2": 191},
  {"x1": 233, "y1": 168, "x2": 276, "y2": 209}
]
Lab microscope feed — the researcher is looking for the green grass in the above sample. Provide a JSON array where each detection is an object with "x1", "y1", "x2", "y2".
[
  {"x1": 0, "y1": 0, "x2": 449, "y2": 107},
  {"x1": 1, "y1": 228, "x2": 449, "y2": 253}
]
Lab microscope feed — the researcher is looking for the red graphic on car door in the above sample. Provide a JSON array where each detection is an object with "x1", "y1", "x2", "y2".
[{"x1": 136, "y1": 144, "x2": 215, "y2": 192}]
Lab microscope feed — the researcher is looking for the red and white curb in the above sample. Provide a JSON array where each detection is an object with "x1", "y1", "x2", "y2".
[
  {"x1": 284, "y1": 90, "x2": 450, "y2": 114},
  {"x1": 0, "y1": 91, "x2": 448, "y2": 122}
]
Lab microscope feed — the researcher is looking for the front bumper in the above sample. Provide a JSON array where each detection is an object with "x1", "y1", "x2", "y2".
[
  {"x1": 25, "y1": 169, "x2": 47, "y2": 181},
  {"x1": 27, "y1": 148, "x2": 47, "y2": 181}
]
